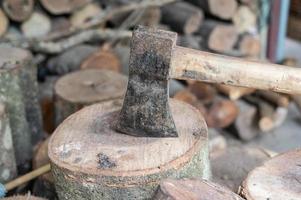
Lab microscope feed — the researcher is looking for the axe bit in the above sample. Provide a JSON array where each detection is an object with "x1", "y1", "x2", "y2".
[{"x1": 116, "y1": 26, "x2": 301, "y2": 138}]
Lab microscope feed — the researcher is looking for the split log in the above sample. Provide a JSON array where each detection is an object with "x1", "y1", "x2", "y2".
[
  {"x1": 54, "y1": 69, "x2": 127, "y2": 126},
  {"x1": 232, "y1": 6, "x2": 257, "y2": 34},
  {"x1": 39, "y1": 0, "x2": 90, "y2": 15},
  {"x1": 206, "y1": 99, "x2": 239, "y2": 128},
  {"x1": 49, "y1": 99, "x2": 210, "y2": 199},
  {"x1": 240, "y1": 148, "x2": 301, "y2": 200},
  {"x1": 188, "y1": 82, "x2": 216, "y2": 104},
  {"x1": 237, "y1": 34, "x2": 261, "y2": 57},
  {"x1": 0, "y1": 47, "x2": 36, "y2": 172},
  {"x1": 256, "y1": 90, "x2": 290, "y2": 107},
  {"x1": 187, "y1": 0, "x2": 238, "y2": 20},
  {"x1": 4, "y1": 195, "x2": 47, "y2": 200},
  {"x1": 70, "y1": 3, "x2": 102, "y2": 29},
  {"x1": 212, "y1": 146, "x2": 273, "y2": 192},
  {"x1": 0, "y1": 8, "x2": 9, "y2": 37},
  {"x1": 38, "y1": 76, "x2": 58, "y2": 134},
  {"x1": 46, "y1": 45, "x2": 97, "y2": 75},
  {"x1": 161, "y1": 2, "x2": 203, "y2": 34},
  {"x1": 80, "y1": 49, "x2": 121, "y2": 72},
  {"x1": 154, "y1": 179, "x2": 244, "y2": 200},
  {"x1": 231, "y1": 100, "x2": 259, "y2": 141},
  {"x1": 21, "y1": 12, "x2": 51, "y2": 38},
  {"x1": 216, "y1": 85, "x2": 255, "y2": 100},
  {"x1": 0, "y1": 103, "x2": 17, "y2": 183},
  {"x1": 2, "y1": 0, "x2": 34, "y2": 22},
  {"x1": 208, "y1": 128, "x2": 227, "y2": 159},
  {"x1": 198, "y1": 20, "x2": 239, "y2": 53},
  {"x1": 32, "y1": 138, "x2": 56, "y2": 199}
]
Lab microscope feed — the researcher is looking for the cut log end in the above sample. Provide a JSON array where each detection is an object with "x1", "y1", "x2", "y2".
[
  {"x1": 40, "y1": 0, "x2": 90, "y2": 15},
  {"x1": 2, "y1": 0, "x2": 34, "y2": 22},
  {"x1": 209, "y1": 0, "x2": 238, "y2": 20},
  {"x1": 0, "y1": 8, "x2": 9, "y2": 37}
]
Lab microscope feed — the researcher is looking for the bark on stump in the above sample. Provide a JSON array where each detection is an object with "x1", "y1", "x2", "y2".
[
  {"x1": 0, "y1": 103, "x2": 17, "y2": 183},
  {"x1": 54, "y1": 69, "x2": 127, "y2": 126},
  {"x1": 49, "y1": 99, "x2": 210, "y2": 200},
  {"x1": 240, "y1": 148, "x2": 301, "y2": 200},
  {"x1": 154, "y1": 178, "x2": 244, "y2": 200},
  {"x1": 0, "y1": 47, "x2": 43, "y2": 172}
]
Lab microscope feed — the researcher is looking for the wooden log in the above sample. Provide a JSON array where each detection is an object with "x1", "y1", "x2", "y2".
[
  {"x1": 256, "y1": 90, "x2": 290, "y2": 107},
  {"x1": 186, "y1": 0, "x2": 238, "y2": 20},
  {"x1": 237, "y1": 34, "x2": 261, "y2": 57},
  {"x1": 154, "y1": 178, "x2": 244, "y2": 200},
  {"x1": 212, "y1": 146, "x2": 273, "y2": 192},
  {"x1": 231, "y1": 100, "x2": 259, "y2": 141},
  {"x1": 188, "y1": 82, "x2": 216, "y2": 104},
  {"x1": 198, "y1": 20, "x2": 239, "y2": 53},
  {"x1": 39, "y1": 0, "x2": 90, "y2": 15},
  {"x1": 32, "y1": 138, "x2": 56, "y2": 199},
  {"x1": 206, "y1": 99, "x2": 239, "y2": 128},
  {"x1": 46, "y1": 45, "x2": 97, "y2": 75},
  {"x1": 0, "y1": 8, "x2": 9, "y2": 37},
  {"x1": 54, "y1": 69, "x2": 127, "y2": 126},
  {"x1": 216, "y1": 85, "x2": 255, "y2": 100},
  {"x1": 38, "y1": 76, "x2": 58, "y2": 134},
  {"x1": 80, "y1": 49, "x2": 121, "y2": 72},
  {"x1": 50, "y1": 17, "x2": 71, "y2": 33},
  {"x1": 0, "y1": 47, "x2": 39, "y2": 172},
  {"x1": 0, "y1": 103, "x2": 17, "y2": 183},
  {"x1": 49, "y1": 99, "x2": 210, "y2": 199},
  {"x1": 161, "y1": 2, "x2": 203, "y2": 34},
  {"x1": 4, "y1": 195, "x2": 46, "y2": 200},
  {"x1": 70, "y1": 3, "x2": 102, "y2": 29},
  {"x1": 240, "y1": 149, "x2": 301, "y2": 200},
  {"x1": 177, "y1": 35, "x2": 202, "y2": 50},
  {"x1": 138, "y1": 7, "x2": 161, "y2": 27},
  {"x1": 208, "y1": 128, "x2": 227, "y2": 159},
  {"x1": 21, "y1": 12, "x2": 51, "y2": 38},
  {"x1": 2, "y1": 0, "x2": 34, "y2": 22},
  {"x1": 232, "y1": 6, "x2": 257, "y2": 34}
]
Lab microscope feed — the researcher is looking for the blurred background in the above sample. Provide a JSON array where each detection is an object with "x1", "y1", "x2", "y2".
[{"x1": 0, "y1": 0, "x2": 301, "y2": 199}]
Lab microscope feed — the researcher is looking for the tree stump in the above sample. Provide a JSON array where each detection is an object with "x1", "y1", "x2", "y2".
[
  {"x1": 240, "y1": 148, "x2": 301, "y2": 200},
  {"x1": 49, "y1": 99, "x2": 210, "y2": 200},
  {"x1": 154, "y1": 178, "x2": 244, "y2": 200},
  {"x1": 0, "y1": 103, "x2": 17, "y2": 183},
  {"x1": 33, "y1": 138, "x2": 57, "y2": 199},
  {"x1": 2, "y1": 0, "x2": 34, "y2": 22},
  {"x1": 0, "y1": 47, "x2": 43, "y2": 172},
  {"x1": 54, "y1": 69, "x2": 127, "y2": 126}
]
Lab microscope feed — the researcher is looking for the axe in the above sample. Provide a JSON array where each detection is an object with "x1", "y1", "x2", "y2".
[{"x1": 116, "y1": 26, "x2": 301, "y2": 138}]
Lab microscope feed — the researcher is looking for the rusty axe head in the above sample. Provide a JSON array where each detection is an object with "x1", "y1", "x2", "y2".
[{"x1": 115, "y1": 26, "x2": 178, "y2": 137}]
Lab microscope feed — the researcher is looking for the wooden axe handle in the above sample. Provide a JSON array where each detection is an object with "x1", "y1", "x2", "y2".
[{"x1": 171, "y1": 46, "x2": 301, "y2": 94}]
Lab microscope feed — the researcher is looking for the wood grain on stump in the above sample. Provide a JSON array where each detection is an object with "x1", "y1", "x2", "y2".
[
  {"x1": 80, "y1": 49, "x2": 121, "y2": 72},
  {"x1": 161, "y1": 2, "x2": 203, "y2": 34},
  {"x1": 0, "y1": 103, "x2": 17, "y2": 183},
  {"x1": 54, "y1": 69, "x2": 127, "y2": 126},
  {"x1": 0, "y1": 47, "x2": 43, "y2": 171},
  {"x1": 2, "y1": 0, "x2": 34, "y2": 22},
  {"x1": 39, "y1": 0, "x2": 90, "y2": 15},
  {"x1": 154, "y1": 178, "x2": 244, "y2": 200},
  {"x1": 49, "y1": 99, "x2": 210, "y2": 199},
  {"x1": 240, "y1": 148, "x2": 301, "y2": 200},
  {"x1": 33, "y1": 138, "x2": 56, "y2": 199}
]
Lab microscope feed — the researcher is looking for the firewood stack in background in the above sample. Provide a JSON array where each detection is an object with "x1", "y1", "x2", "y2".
[{"x1": 0, "y1": 0, "x2": 300, "y2": 199}]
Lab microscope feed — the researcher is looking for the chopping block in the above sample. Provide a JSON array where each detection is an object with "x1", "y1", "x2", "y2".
[{"x1": 49, "y1": 26, "x2": 301, "y2": 199}]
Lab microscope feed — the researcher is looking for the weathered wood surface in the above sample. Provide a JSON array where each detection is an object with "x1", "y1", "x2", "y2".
[
  {"x1": 212, "y1": 146, "x2": 273, "y2": 192},
  {"x1": 240, "y1": 149, "x2": 301, "y2": 200},
  {"x1": 0, "y1": 103, "x2": 17, "y2": 183},
  {"x1": 49, "y1": 99, "x2": 210, "y2": 200},
  {"x1": 54, "y1": 69, "x2": 127, "y2": 126},
  {"x1": 161, "y1": 2, "x2": 203, "y2": 34},
  {"x1": 154, "y1": 178, "x2": 244, "y2": 200}
]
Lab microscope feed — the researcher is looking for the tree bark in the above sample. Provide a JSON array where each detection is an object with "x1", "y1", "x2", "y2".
[
  {"x1": 0, "y1": 103, "x2": 17, "y2": 183},
  {"x1": 161, "y1": 2, "x2": 203, "y2": 34},
  {"x1": 54, "y1": 69, "x2": 127, "y2": 126},
  {"x1": 49, "y1": 99, "x2": 210, "y2": 199},
  {"x1": 2, "y1": 0, "x2": 34, "y2": 22}
]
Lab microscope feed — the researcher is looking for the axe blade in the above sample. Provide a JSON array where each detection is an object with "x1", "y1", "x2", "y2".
[{"x1": 115, "y1": 26, "x2": 178, "y2": 137}]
